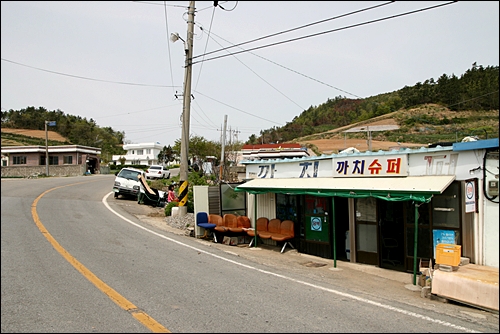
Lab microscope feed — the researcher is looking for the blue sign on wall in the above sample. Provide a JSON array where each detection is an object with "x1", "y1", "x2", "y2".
[{"x1": 432, "y1": 229, "x2": 456, "y2": 258}]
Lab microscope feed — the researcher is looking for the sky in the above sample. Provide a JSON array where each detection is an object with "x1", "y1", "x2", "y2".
[{"x1": 1, "y1": 1, "x2": 499, "y2": 148}]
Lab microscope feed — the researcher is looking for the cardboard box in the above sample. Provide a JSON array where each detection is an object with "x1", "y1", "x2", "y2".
[
  {"x1": 419, "y1": 259, "x2": 431, "y2": 273},
  {"x1": 418, "y1": 273, "x2": 426, "y2": 287}
]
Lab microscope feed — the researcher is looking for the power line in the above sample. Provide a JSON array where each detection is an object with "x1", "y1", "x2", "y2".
[
  {"x1": 201, "y1": 27, "x2": 306, "y2": 111},
  {"x1": 163, "y1": 1, "x2": 176, "y2": 97},
  {"x1": 192, "y1": 1, "x2": 457, "y2": 65},
  {"x1": 205, "y1": 28, "x2": 362, "y2": 99},
  {"x1": 193, "y1": 1, "x2": 395, "y2": 60},
  {"x1": 193, "y1": 3, "x2": 218, "y2": 91},
  {"x1": 0, "y1": 58, "x2": 178, "y2": 88},
  {"x1": 193, "y1": 89, "x2": 282, "y2": 126}
]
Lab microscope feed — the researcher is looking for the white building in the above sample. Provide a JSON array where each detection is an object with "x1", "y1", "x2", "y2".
[{"x1": 112, "y1": 142, "x2": 164, "y2": 166}]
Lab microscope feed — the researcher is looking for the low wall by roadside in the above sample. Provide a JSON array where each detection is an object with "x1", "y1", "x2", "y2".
[
  {"x1": 1, "y1": 165, "x2": 86, "y2": 178},
  {"x1": 100, "y1": 166, "x2": 110, "y2": 174}
]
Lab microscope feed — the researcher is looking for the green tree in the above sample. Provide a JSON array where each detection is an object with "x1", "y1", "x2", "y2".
[{"x1": 158, "y1": 145, "x2": 176, "y2": 165}]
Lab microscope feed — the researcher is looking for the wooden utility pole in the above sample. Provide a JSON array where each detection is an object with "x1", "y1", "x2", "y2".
[{"x1": 220, "y1": 115, "x2": 227, "y2": 182}]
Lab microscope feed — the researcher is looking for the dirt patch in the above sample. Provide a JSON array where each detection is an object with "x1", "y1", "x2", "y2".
[
  {"x1": 302, "y1": 261, "x2": 328, "y2": 268},
  {"x1": 1, "y1": 128, "x2": 69, "y2": 142},
  {"x1": 297, "y1": 116, "x2": 423, "y2": 153}
]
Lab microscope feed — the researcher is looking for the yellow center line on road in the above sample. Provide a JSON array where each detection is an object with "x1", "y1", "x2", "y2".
[{"x1": 31, "y1": 181, "x2": 170, "y2": 333}]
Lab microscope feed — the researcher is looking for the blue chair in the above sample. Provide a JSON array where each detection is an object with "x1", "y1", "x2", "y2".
[{"x1": 196, "y1": 212, "x2": 216, "y2": 239}]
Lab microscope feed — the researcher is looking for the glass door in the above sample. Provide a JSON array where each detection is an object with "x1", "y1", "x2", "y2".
[{"x1": 355, "y1": 197, "x2": 378, "y2": 265}]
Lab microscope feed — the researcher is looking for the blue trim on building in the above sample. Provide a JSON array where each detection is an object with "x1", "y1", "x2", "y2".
[{"x1": 453, "y1": 138, "x2": 499, "y2": 151}]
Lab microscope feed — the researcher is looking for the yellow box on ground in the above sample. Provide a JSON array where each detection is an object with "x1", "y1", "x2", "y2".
[{"x1": 435, "y1": 244, "x2": 461, "y2": 266}]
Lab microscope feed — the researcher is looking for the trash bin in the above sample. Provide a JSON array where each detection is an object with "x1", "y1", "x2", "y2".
[{"x1": 345, "y1": 230, "x2": 350, "y2": 260}]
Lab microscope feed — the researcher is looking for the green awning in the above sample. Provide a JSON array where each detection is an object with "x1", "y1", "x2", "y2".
[{"x1": 235, "y1": 175, "x2": 455, "y2": 203}]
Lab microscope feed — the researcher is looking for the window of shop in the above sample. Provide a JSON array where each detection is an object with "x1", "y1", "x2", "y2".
[
  {"x1": 64, "y1": 156, "x2": 73, "y2": 164},
  {"x1": 405, "y1": 181, "x2": 461, "y2": 270},
  {"x1": 276, "y1": 194, "x2": 298, "y2": 222},
  {"x1": 220, "y1": 183, "x2": 246, "y2": 217}
]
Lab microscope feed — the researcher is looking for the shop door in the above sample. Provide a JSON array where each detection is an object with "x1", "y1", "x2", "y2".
[
  {"x1": 378, "y1": 200, "x2": 405, "y2": 271},
  {"x1": 298, "y1": 195, "x2": 332, "y2": 258},
  {"x1": 355, "y1": 197, "x2": 378, "y2": 265}
]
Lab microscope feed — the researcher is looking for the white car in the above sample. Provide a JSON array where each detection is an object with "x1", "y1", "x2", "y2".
[
  {"x1": 112, "y1": 167, "x2": 145, "y2": 199},
  {"x1": 145, "y1": 165, "x2": 170, "y2": 179}
]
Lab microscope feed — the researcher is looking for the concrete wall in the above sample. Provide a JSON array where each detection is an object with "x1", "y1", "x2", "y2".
[{"x1": 1, "y1": 165, "x2": 85, "y2": 178}]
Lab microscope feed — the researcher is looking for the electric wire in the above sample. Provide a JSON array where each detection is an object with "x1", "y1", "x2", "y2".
[
  {"x1": 0, "y1": 58, "x2": 177, "y2": 88},
  {"x1": 192, "y1": 1, "x2": 458, "y2": 65},
  {"x1": 193, "y1": 3, "x2": 218, "y2": 91},
  {"x1": 194, "y1": 1, "x2": 395, "y2": 60},
  {"x1": 163, "y1": 1, "x2": 176, "y2": 97},
  {"x1": 193, "y1": 89, "x2": 282, "y2": 125},
  {"x1": 201, "y1": 26, "x2": 305, "y2": 111},
  {"x1": 204, "y1": 27, "x2": 361, "y2": 99}
]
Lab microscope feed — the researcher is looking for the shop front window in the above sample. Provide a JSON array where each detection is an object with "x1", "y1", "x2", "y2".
[{"x1": 432, "y1": 182, "x2": 460, "y2": 229}]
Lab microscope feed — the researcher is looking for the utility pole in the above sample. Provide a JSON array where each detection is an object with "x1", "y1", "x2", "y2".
[
  {"x1": 220, "y1": 115, "x2": 227, "y2": 182},
  {"x1": 178, "y1": 1, "x2": 195, "y2": 216},
  {"x1": 44, "y1": 120, "x2": 56, "y2": 176},
  {"x1": 45, "y1": 121, "x2": 49, "y2": 176},
  {"x1": 367, "y1": 126, "x2": 372, "y2": 151}
]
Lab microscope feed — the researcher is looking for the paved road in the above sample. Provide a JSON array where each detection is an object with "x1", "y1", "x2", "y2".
[{"x1": 1, "y1": 174, "x2": 498, "y2": 333}]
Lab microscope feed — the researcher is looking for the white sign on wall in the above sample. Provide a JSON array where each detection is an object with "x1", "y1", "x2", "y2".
[
  {"x1": 465, "y1": 179, "x2": 476, "y2": 213},
  {"x1": 245, "y1": 155, "x2": 409, "y2": 179}
]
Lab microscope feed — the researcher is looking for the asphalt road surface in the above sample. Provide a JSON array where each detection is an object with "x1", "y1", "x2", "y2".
[{"x1": 1, "y1": 175, "x2": 498, "y2": 333}]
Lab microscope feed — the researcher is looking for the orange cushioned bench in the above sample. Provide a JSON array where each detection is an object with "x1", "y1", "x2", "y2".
[
  {"x1": 247, "y1": 217, "x2": 268, "y2": 247},
  {"x1": 271, "y1": 220, "x2": 295, "y2": 253}
]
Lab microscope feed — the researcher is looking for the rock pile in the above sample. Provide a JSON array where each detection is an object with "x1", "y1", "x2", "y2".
[{"x1": 164, "y1": 212, "x2": 195, "y2": 231}]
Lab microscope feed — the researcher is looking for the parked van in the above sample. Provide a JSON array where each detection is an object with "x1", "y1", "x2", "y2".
[{"x1": 113, "y1": 167, "x2": 145, "y2": 199}]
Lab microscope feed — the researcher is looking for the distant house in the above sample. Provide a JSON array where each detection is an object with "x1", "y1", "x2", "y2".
[
  {"x1": 1, "y1": 145, "x2": 101, "y2": 177},
  {"x1": 111, "y1": 142, "x2": 165, "y2": 166},
  {"x1": 241, "y1": 143, "x2": 310, "y2": 161}
]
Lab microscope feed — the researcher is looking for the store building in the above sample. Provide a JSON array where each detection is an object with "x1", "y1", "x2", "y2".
[{"x1": 235, "y1": 138, "x2": 499, "y2": 274}]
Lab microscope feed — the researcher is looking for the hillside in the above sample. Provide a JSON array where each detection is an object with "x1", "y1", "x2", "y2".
[
  {"x1": 294, "y1": 104, "x2": 499, "y2": 154},
  {"x1": 1, "y1": 105, "x2": 498, "y2": 156}
]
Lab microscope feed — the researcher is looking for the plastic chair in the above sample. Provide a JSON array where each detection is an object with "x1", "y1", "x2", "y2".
[
  {"x1": 196, "y1": 212, "x2": 216, "y2": 239},
  {"x1": 229, "y1": 216, "x2": 251, "y2": 233},
  {"x1": 223, "y1": 214, "x2": 238, "y2": 232},
  {"x1": 247, "y1": 217, "x2": 269, "y2": 247},
  {"x1": 258, "y1": 218, "x2": 281, "y2": 240},
  {"x1": 209, "y1": 214, "x2": 224, "y2": 243},
  {"x1": 271, "y1": 220, "x2": 295, "y2": 253}
]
